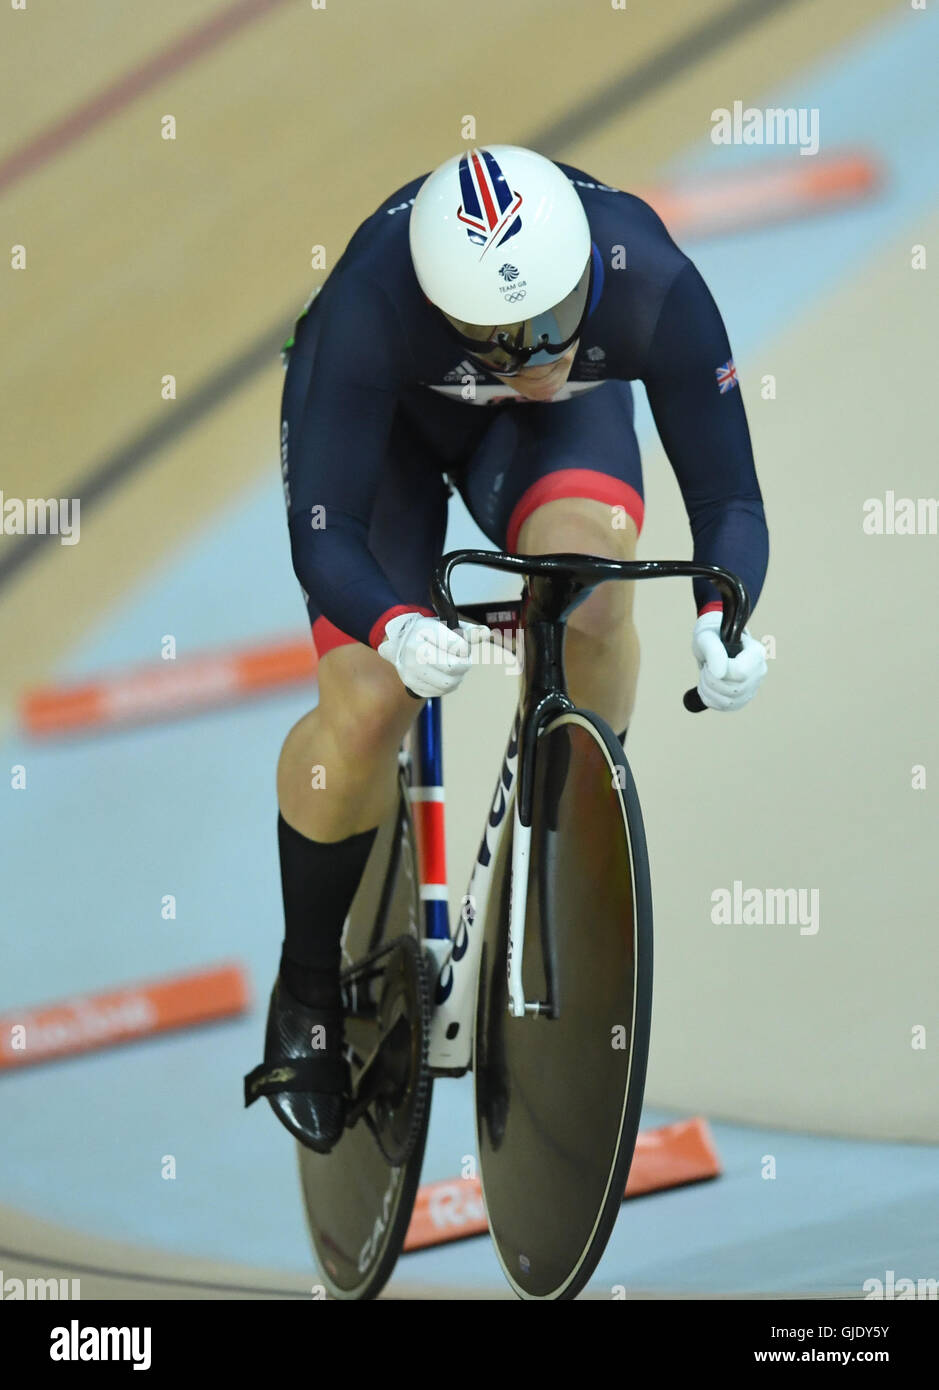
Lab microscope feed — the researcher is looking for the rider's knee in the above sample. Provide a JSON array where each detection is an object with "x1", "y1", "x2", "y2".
[
  {"x1": 567, "y1": 580, "x2": 635, "y2": 644},
  {"x1": 317, "y1": 650, "x2": 417, "y2": 760},
  {"x1": 518, "y1": 503, "x2": 636, "y2": 645}
]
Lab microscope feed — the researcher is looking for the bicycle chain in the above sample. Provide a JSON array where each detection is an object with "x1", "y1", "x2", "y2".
[{"x1": 342, "y1": 933, "x2": 432, "y2": 1166}]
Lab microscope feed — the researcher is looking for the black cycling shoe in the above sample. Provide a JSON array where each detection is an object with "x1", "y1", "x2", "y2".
[{"x1": 243, "y1": 976, "x2": 350, "y2": 1154}]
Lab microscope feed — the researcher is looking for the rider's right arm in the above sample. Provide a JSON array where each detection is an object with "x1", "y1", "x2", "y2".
[{"x1": 285, "y1": 274, "x2": 429, "y2": 648}]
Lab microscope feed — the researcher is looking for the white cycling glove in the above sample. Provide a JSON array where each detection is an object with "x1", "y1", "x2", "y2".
[
  {"x1": 378, "y1": 611, "x2": 487, "y2": 698},
  {"x1": 692, "y1": 611, "x2": 767, "y2": 712}
]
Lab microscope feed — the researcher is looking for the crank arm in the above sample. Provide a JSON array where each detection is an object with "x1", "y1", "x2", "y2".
[{"x1": 345, "y1": 1015, "x2": 410, "y2": 1123}]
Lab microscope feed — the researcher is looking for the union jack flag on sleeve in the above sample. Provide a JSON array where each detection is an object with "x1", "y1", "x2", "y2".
[{"x1": 716, "y1": 359, "x2": 738, "y2": 394}]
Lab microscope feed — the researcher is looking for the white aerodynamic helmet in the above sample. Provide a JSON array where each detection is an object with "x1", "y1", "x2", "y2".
[{"x1": 409, "y1": 145, "x2": 594, "y2": 375}]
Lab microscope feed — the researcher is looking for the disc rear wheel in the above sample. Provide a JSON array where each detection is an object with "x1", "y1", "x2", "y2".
[{"x1": 298, "y1": 774, "x2": 432, "y2": 1300}]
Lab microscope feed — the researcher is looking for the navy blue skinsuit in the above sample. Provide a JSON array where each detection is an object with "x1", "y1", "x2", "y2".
[{"x1": 279, "y1": 161, "x2": 768, "y2": 656}]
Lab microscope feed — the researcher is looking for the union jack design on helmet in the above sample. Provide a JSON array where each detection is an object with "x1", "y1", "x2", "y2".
[
  {"x1": 409, "y1": 144, "x2": 591, "y2": 326},
  {"x1": 456, "y1": 148, "x2": 523, "y2": 255}
]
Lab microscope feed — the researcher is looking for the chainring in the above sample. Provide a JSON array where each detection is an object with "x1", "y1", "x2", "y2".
[{"x1": 343, "y1": 935, "x2": 431, "y2": 1166}]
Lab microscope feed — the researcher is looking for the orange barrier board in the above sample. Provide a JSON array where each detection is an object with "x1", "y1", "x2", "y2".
[
  {"x1": 0, "y1": 964, "x2": 250, "y2": 1069},
  {"x1": 640, "y1": 152, "x2": 879, "y2": 239},
  {"x1": 403, "y1": 1115, "x2": 720, "y2": 1252},
  {"x1": 21, "y1": 638, "x2": 316, "y2": 737}
]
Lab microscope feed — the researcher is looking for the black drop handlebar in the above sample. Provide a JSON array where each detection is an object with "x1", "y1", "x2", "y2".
[{"x1": 408, "y1": 550, "x2": 750, "y2": 713}]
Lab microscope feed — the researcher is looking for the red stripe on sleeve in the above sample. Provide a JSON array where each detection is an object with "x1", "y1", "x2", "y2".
[{"x1": 368, "y1": 604, "x2": 436, "y2": 651}]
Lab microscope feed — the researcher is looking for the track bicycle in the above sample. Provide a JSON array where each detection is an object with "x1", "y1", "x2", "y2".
[{"x1": 298, "y1": 547, "x2": 748, "y2": 1300}]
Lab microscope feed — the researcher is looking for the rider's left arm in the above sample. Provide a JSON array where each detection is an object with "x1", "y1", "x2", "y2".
[{"x1": 642, "y1": 260, "x2": 769, "y2": 621}]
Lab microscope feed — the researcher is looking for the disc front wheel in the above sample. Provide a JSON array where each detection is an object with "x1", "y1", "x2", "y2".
[{"x1": 474, "y1": 712, "x2": 653, "y2": 1299}]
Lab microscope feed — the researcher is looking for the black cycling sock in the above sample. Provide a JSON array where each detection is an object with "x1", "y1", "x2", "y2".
[{"x1": 278, "y1": 814, "x2": 378, "y2": 1009}]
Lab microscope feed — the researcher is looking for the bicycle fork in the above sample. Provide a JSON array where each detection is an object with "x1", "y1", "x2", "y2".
[{"x1": 506, "y1": 803, "x2": 535, "y2": 1017}]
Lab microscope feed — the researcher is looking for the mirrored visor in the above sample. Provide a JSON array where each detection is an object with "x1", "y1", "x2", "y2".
[{"x1": 442, "y1": 256, "x2": 592, "y2": 377}]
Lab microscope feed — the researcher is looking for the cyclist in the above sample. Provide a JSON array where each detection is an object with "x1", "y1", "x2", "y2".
[{"x1": 244, "y1": 145, "x2": 769, "y2": 1152}]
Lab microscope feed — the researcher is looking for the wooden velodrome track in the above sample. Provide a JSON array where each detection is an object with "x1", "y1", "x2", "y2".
[
  {"x1": 0, "y1": 0, "x2": 916, "y2": 1300},
  {"x1": 1, "y1": 0, "x2": 898, "y2": 725},
  {"x1": 0, "y1": 1195, "x2": 859, "y2": 1301}
]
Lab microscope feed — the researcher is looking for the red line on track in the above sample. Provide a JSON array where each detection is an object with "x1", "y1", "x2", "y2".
[{"x1": 0, "y1": 0, "x2": 291, "y2": 196}]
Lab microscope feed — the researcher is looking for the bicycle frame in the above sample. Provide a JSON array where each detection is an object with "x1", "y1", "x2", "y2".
[{"x1": 410, "y1": 683, "x2": 521, "y2": 1076}]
